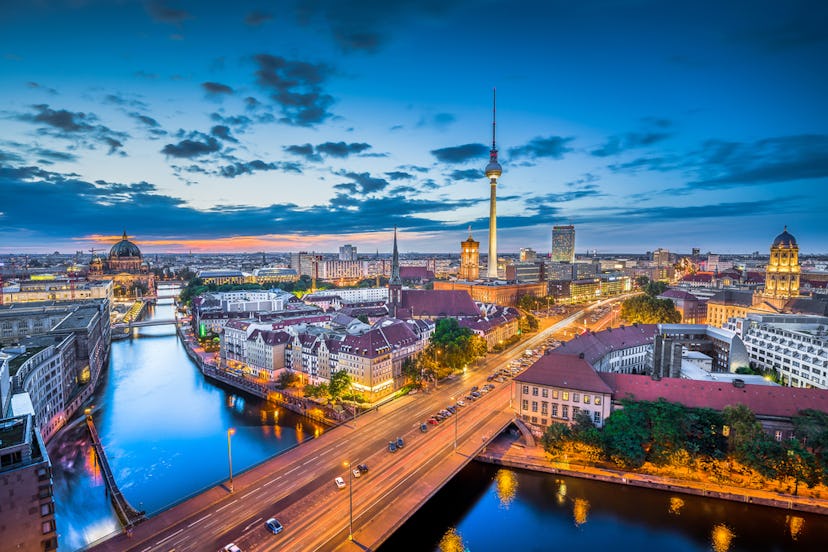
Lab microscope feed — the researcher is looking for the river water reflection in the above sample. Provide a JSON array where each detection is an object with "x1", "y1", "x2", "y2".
[
  {"x1": 381, "y1": 462, "x2": 828, "y2": 552},
  {"x1": 48, "y1": 293, "x2": 322, "y2": 551}
]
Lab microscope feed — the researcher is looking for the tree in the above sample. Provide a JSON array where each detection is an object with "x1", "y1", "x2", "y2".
[
  {"x1": 328, "y1": 369, "x2": 352, "y2": 401},
  {"x1": 540, "y1": 422, "x2": 572, "y2": 454},
  {"x1": 571, "y1": 410, "x2": 601, "y2": 447},
  {"x1": 600, "y1": 400, "x2": 651, "y2": 468},
  {"x1": 620, "y1": 295, "x2": 681, "y2": 324},
  {"x1": 304, "y1": 382, "x2": 330, "y2": 401},
  {"x1": 276, "y1": 370, "x2": 298, "y2": 389},
  {"x1": 402, "y1": 357, "x2": 424, "y2": 387},
  {"x1": 644, "y1": 281, "x2": 669, "y2": 297}
]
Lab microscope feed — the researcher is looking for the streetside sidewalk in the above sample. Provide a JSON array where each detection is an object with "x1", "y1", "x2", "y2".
[{"x1": 477, "y1": 436, "x2": 828, "y2": 516}]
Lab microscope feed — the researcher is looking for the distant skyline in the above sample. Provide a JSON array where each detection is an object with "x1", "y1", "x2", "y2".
[{"x1": 1, "y1": 1, "x2": 827, "y2": 255}]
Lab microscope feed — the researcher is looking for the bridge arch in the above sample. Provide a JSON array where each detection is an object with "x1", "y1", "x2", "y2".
[{"x1": 510, "y1": 417, "x2": 536, "y2": 448}]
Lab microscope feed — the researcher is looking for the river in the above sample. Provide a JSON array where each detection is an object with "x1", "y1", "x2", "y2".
[
  {"x1": 380, "y1": 461, "x2": 828, "y2": 551},
  {"x1": 48, "y1": 288, "x2": 323, "y2": 551}
]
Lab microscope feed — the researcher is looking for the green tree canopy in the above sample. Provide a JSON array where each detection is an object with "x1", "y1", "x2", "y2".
[{"x1": 620, "y1": 295, "x2": 681, "y2": 324}]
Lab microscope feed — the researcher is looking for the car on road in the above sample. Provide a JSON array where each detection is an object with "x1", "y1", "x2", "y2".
[
  {"x1": 396, "y1": 436, "x2": 405, "y2": 449},
  {"x1": 358, "y1": 463, "x2": 369, "y2": 474},
  {"x1": 335, "y1": 476, "x2": 346, "y2": 489},
  {"x1": 352, "y1": 467, "x2": 362, "y2": 478},
  {"x1": 465, "y1": 394, "x2": 476, "y2": 402},
  {"x1": 446, "y1": 405, "x2": 457, "y2": 413},
  {"x1": 456, "y1": 400, "x2": 466, "y2": 407},
  {"x1": 265, "y1": 518, "x2": 284, "y2": 535},
  {"x1": 470, "y1": 386, "x2": 479, "y2": 392},
  {"x1": 222, "y1": 545, "x2": 242, "y2": 552},
  {"x1": 388, "y1": 440, "x2": 397, "y2": 452},
  {"x1": 428, "y1": 417, "x2": 440, "y2": 425},
  {"x1": 420, "y1": 422, "x2": 428, "y2": 432}
]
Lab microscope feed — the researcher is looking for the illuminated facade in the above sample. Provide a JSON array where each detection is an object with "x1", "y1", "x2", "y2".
[
  {"x1": 551, "y1": 225, "x2": 575, "y2": 263},
  {"x1": 484, "y1": 90, "x2": 502, "y2": 279},
  {"x1": 763, "y1": 227, "x2": 800, "y2": 301},
  {"x1": 88, "y1": 231, "x2": 155, "y2": 299},
  {"x1": 459, "y1": 230, "x2": 480, "y2": 281}
]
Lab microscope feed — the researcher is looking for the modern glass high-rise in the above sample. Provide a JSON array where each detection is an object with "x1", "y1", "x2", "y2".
[
  {"x1": 339, "y1": 244, "x2": 357, "y2": 261},
  {"x1": 551, "y1": 225, "x2": 575, "y2": 263}
]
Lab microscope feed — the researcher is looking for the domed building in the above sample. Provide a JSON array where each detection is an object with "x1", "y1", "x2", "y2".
[
  {"x1": 88, "y1": 230, "x2": 155, "y2": 299},
  {"x1": 763, "y1": 226, "x2": 800, "y2": 300}
]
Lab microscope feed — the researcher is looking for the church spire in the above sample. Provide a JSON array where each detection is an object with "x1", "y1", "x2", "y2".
[{"x1": 390, "y1": 226, "x2": 401, "y2": 285}]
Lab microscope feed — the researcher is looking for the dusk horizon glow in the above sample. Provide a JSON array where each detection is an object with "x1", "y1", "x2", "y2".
[{"x1": 2, "y1": 1, "x2": 827, "y2": 255}]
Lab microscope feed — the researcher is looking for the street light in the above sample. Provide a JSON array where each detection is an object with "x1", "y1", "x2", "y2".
[
  {"x1": 227, "y1": 428, "x2": 236, "y2": 493},
  {"x1": 343, "y1": 461, "x2": 354, "y2": 540}
]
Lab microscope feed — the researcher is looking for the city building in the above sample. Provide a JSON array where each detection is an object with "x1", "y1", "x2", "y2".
[
  {"x1": 0, "y1": 279, "x2": 113, "y2": 305},
  {"x1": 726, "y1": 314, "x2": 828, "y2": 389},
  {"x1": 649, "y1": 324, "x2": 750, "y2": 378},
  {"x1": 458, "y1": 230, "x2": 480, "y2": 281},
  {"x1": 658, "y1": 288, "x2": 707, "y2": 324},
  {"x1": 87, "y1": 231, "x2": 156, "y2": 299},
  {"x1": 551, "y1": 225, "x2": 576, "y2": 263},
  {"x1": 433, "y1": 279, "x2": 546, "y2": 307},
  {"x1": 553, "y1": 324, "x2": 657, "y2": 374},
  {"x1": 762, "y1": 226, "x2": 800, "y2": 304},
  {"x1": 505, "y1": 262, "x2": 545, "y2": 283},
  {"x1": 196, "y1": 269, "x2": 246, "y2": 286},
  {"x1": 457, "y1": 306, "x2": 520, "y2": 350},
  {"x1": 253, "y1": 267, "x2": 298, "y2": 284},
  {"x1": 519, "y1": 248, "x2": 537, "y2": 263},
  {"x1": 515, "y1": 353, "x2": 614, "y2": 429},
  {"x1": 0, "y1": 414, "x2": 57, "y2": 551},
  {"x1": 339, "y1": 244, "x2": 357, "y2": 261}
]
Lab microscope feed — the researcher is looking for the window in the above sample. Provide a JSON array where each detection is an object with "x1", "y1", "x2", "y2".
[
  {"x1": 541, "y1": 418, "x2": 547, "y2": 426},
  {"x1": 531, "y1": 416, "x2": 538, "y2": 424},
  {"x1": 573, "y1": 393, "x2": 580, "y2": 403},
  {"x1": 552, "y1": 404, "x2": 558, "y2": 417},
  {"x1": 573, "y1": 406, "x2": 580, "y2": 417},
  {"x1": 532, "y1": 401, "x2": 538, "y2": 413},
  {"x1": 593, "y1": 411, "x2": 601, "y2": 425},
  {"x1": 583, "y1": 395, "x2": 591, "y2": 404},
  {"x1": 775, "y1": 430, "x2": 783, "y2": 441},
  {"x1": 594, "y1": 396, "x2": 602, "y2": 405},
  {"x1": 562, "y1": 392, "x2": 569, "y2": 401},
  {"x1": 522, "y1": 385, "x2": 529, "y2": 395},
  {"x1": 542, "y1": 388, "x2": 548, "y2": 398},
  {"x1": 41, "y1": 502, "x2": 53, "y2": 516},
  {"x1": 541, "y1": 402, "x2": 548, "y2": 415},
  {"x1": 522, "y1": 400, "x2": 528, "y2": 411},
  {"x1": 552, "y1": 390, "x2": 559, "y2": 399},
  {"x1": 562, "y1": 405, "x2": 569, "y2": 419},
  {"x1": 42, "y1": 520, "x2": 55, "y2": 534},
  {"x1": 532, "y1": 387, "x2": 539, "y2": 396}
]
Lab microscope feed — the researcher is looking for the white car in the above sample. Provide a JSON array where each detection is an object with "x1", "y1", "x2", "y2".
[
  {"x1": 352, "y1": 467, "x2": 361, "y2": 478},
  {"x1": 223, "y1": 545, "x2": 242, "y2": 552},
  {"x1": 335, "y1": 476, "x2": 346, "y2": 489}
]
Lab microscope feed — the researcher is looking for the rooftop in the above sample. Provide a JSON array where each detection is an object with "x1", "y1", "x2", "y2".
[
  {"x1": 0, "y1": 416, "x2": 28, "y2": 450},
  {"x1": 516, "y1": 353, "x2": 614, "y2": 394}
]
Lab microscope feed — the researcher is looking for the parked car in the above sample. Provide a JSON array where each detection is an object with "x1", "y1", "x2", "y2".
[
  {"x1": 222, "y1": 545, "x2": 242, "y2": 552},
  {"x1": 471, "y1": 386, "x2": 479, "y2": 392},
  {"x1": 388, "y1": 441, "x2": 397, "y2": 452},
  {"x1": 396, "y1": 437, "x2": 405, "y2": 449},
  {"x1": 446, "y1": 405, "x2": 457, "y2": 413},
  {"x1": 456, "y1": 400, "x2": 466, "y2": 407},
  {"x1": 428, "y1": 417, "x2": 440, "y2": 425},
  {"x1": 466, "y1": 394, "x2": 476, "y2": 402},
  {"x1": 420, "y1": 423, "x2": 428, "y2": 432},
  {"x1": 335, "y1": 476, "x2": 346, "y2": 489},
  {"x1": 265, "y1": 518, "x2": 284, "y2": 535},
  {"x1": 471, "y1": 391, "x2": 481, "y2": 398},
  {"x1": 358, "y1": 463, "x2": 369, "y2": 473},
  {"x1": 352, "y1": 467, "x2": 361, "y2": 478}
]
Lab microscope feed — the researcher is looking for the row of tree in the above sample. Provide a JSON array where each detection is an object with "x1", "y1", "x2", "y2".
[
  {"x1": 541, "y1": 399, "x2": 828, "y2": 494},
  {"x1": 402, "y1": 318, "x2": 488, "y2": 383},
  {"x1": 620, "y1": 277, "x2": 680, "y2": 324}
]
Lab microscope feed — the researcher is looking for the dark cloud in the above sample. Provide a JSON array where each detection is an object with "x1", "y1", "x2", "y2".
[
  {"x1": 315, "y1": 141, "x2": 371, "y2": 157},
  {"x1": 335, "y1": 171, "x2": 390, "y2": 194},
  {"x1": 591, "y1": 132, "x2": 672, "y2": 157},
  {"x1": 129, "y1": 112, "x2": 161, "y2": 128},
  {"x1": 614, "y1": 197, "x2": 803, "y2": 223},
  {"x1": 291, "y1": 0, "x2": 462, "y2": 53},
  {"x1": 245, "y1": 10, "x2": 273, "y2": 26},
  {"x1": 14, "y1": 104, "x2": 127, "y2": 154},
  {"x1": 430, "y1": 143, "x2": 487, "y2": 164},
  {"x1": 252, "y1": 53, "x2": 335, "y2": 126},
  {"x1": 202, "y1": 81, "x2": 234, "y2": 95},
  {"x1": 217, "y1": 160, "x2": 302, "y2": 178},
  {"x1": 385, "y1": 171, "x2": 413, "y2": 181},
  {"x1": 418, "y1": 112, "x2": 456, "y2": 129},
  {"x1": 688, "y1": 134, "x2": 828, "y2": 189},
  {"x1": 448, "y1": 169, "x2": 481, "y2": 181},
  {"x1": 26, "y1": 82, "x2": 57, "y2": 95},
  {"x1": 284, "y1": 143, "x2": 320, "y2": 162},
  {"x1": 210, "y1": 125, "x2": 237, "y2": 143},
  {"x1": 161, "y1": 135, "x2": 221, "y2": 158},
  {"x1": 508, "y1": 136, "x2": 574, "y2": 160},
  {"x1": 526, "y1": 186, "x2": 603, "y2": 206},
  {"x1": 103, "y1": 93, "x2": 148, "y2": 110},
  {"x1": 145, "y1": 0, "x2": 192, "y2": 24}
]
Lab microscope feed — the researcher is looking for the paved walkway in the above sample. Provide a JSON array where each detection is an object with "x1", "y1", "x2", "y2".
[{"x1": 478, "y1": 435, "x2": 828, "y2": 515}]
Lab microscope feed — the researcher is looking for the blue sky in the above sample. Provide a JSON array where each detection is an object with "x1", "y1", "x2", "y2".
[{"x1": 1, "y1": 0, "x2": 826, "y2": 255}]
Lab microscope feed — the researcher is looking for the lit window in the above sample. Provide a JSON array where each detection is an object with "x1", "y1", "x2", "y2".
[
  {"x1": 583, "y1": 395, "x2": 591, "y2": 404},
  {"x1": 562, "y1": 392, "x2": 569, "y2": 401}
]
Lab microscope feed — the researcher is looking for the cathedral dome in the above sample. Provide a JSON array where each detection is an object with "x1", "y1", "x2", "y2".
[
  {"x1": 772, "y1": 227, "x2": 797, "y2": 247},
  {"x1": 110, "y1": 231, "x2": 142, "y2": 258}
]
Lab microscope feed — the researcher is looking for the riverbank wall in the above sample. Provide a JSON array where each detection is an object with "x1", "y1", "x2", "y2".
[{"x1": 477, "y1": 436, "x2": 828, "y2": 516}]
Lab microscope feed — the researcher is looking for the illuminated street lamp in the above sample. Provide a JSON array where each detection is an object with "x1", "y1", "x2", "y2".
[
  {"x1": 343, "y1": 460, "x2": 354, "y2": 540},
  {"x1": 227, "y1": 428, "x2": 236, "y2": 492}
]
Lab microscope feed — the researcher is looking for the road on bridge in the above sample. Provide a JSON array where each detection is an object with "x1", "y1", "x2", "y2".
[{"x1": 89, "y1": 301, "x2": 618, "y2": 552}]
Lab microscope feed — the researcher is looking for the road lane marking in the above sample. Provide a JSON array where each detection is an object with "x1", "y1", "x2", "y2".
[
  {"x1": 240, "y1": 487, "x2": 260, "y2": 499},
  {"x1": 264, "y1": 476, "x2": 281, "y2": 486},
  {"x1": 155, "y1": 528, "x2": 183, "y2": 546},
  {"x1": 141, "y1": 547, "x2": 152, "y2": 552},
  {"x1": 216, "y1": 499, "x2": 238, "y2": 512},
  {"x1": 285, "y1": 466, "x2": 300, "y2": 475},
  {"x1": 244, "y1": 516, "x2": 263, "y2": 531},
  {"x1": 186, "y1": 513, "x2": 212, "y2": 528},
  {"x1": 302, "y1": 454, "x2": 319, "y2": 465}
]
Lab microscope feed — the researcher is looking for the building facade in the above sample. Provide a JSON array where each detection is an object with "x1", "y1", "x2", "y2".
[
  {"x1": 459, "y1": 231, "x2": 480, "y2": 281},
  {"x1": 551, "y1": 225, "x2": 575, "y2": 263}
]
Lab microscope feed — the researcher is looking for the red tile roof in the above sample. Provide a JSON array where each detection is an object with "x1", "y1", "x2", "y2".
[
  {"x1": 516, "y1": 354, "x2": 614, "y2": 394},
  {"x1": 400, "y1": 266, "x2": 434, "y2": 281},
  {"x1": 598, "y1": 373, "x2": 828, "y2": 419},
  {"x1": 553, "y1": 324, "x2": 657, "y2": 365},
  {"x1": 398, "y1": 289, "x2": 480, "y2": 318}
]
